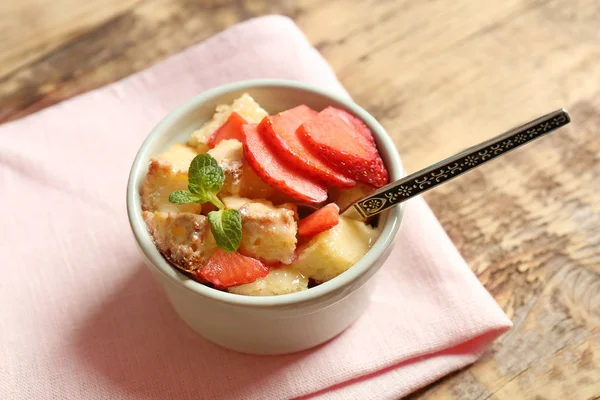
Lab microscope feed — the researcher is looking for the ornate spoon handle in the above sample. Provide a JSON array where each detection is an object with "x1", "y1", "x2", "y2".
[{"x1": 343, "y1": 108, "x2": 571, "y2": 219}]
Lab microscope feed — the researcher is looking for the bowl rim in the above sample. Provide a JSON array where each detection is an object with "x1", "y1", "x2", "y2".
[{"x1": 126, "y1": 78, "x2": 404, "y2": 307}]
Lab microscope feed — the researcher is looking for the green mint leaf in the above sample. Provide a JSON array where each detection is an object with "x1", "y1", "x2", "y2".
[
  {"x1": 168, "y1": 190, "x2": 206, "y2": 204},
  {"x1": 208, "y1": 209, "x2": 242, "y2": 252},
  {"x1": 188, "y1": 154, "x2": 225, "y2": 205},
  {"x1": 208, "y1": 194, "x2": 225, "y2": 210}
]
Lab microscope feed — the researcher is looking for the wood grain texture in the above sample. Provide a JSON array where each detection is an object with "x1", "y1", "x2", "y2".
[{"x1": 1, "y1": 0, "x2": 598, "y2": 399}]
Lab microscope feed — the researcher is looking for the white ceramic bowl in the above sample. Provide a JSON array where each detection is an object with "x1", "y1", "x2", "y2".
[{"x1": 127, "y1": 79, "x2": 404, "y2": 355}]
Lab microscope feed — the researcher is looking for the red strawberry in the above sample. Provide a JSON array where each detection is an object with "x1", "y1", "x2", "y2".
[
  {"x1": 259, "y1": 105, "x2": 355, "y2": 189},
  {"x1": 298, "y1": 203, "x2": 340, "y2": 237},
  {"x1": 208, "y1": 112, "x2": 247, "y2": 148},
  {"x1": 298, "y1": 107, "x2": 389, "y2": 188},
  {"x1": 242, "y1": 123, "x2": 327, "y2": 204},
  {"x1": 199, "y1": 249, "x2": 268, "y2": 288},
  {"x1": 326, "y1": 107, "x2": 376, "y2": 146}
]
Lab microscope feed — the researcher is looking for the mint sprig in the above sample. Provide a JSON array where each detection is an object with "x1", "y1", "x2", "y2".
[
  {"x1": 188, "y1": 154, "x2": 225, "y2": 208},
  {"x1": 168, "y1": 190, "x2": 206, "y2": 204},
  {"x1": 168, "y1": 153, "x2": 241, "y2": 252},
  {"x1": 208, "y1": 209, "x2": 242, "y2": 252},
  {"x1": 168, "y1": 154, "x2": 225, "y2": 209}
]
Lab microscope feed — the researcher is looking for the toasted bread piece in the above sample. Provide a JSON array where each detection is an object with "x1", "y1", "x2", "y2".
[
  {"x1": 238, "y1": 162, "x2": 275, "y2": 199},
  {"x1": 143, "y1": 211, "x2": 217, "y2": 273},
  {"x1": 155, "y1": 143, "x2": 198, "y2": 172},
  {"x1": 208, "y1": 139, "x2": 274, "y2": 198},
  {"x1": 208, "y1": 139, "x2": 245, "y2": 196},
  {"x1": 222, "y1": 197, "x2": 298, "y2": 264},
  {"x1": 141, "y1": 159, "x2": 202, "y2": 214},
  {"x1": 189, "y1": 93, "x2": 268, "y2": 152},
  {"x1": 228, "y1": 267, "x2": 308, "y2": 296},
  {"x1": 290, "y1": 216, "x2": 377, "y2": 282},
  {"x1": 329, "y1": 183, "x2": 376, "y2": 211}
]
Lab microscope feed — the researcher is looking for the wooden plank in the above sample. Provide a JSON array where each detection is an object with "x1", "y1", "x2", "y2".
[
  {"x1": 0, "y1": 0, "x2": 141, "y2": 77},
  {"x1": 0, "y1": 0, "x2": 297, "y2": 122},
  {"x1": 1, "y1": 0, "x2": 598, "y2": 398}
]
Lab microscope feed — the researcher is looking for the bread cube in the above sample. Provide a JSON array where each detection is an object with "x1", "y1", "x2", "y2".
[
  {"x1": 330, "y1": 183, "x2": 376, "y2": 211},
  {"x1": 143, "y1": 211, "x2": 217, "y2": 273},
  {"x1": 155, "y1": 143, "x2": 198, "y2": 172},
  {"x1": 290, "y1": 216, "x2": 378, "y2": 282},
  {"x1": 141, "y1": 159, "x2": 202, "y2": 214},
  {"x1": 228, "y1": 267, "x2": 308, "y2": 296},
  {"x1": 238, "y1": 163, "x2": 275, "y2": 199},
  {"x1": 188, "y1": 93, "x2": 268, "y2": 152},
  {"x1": 208, "y1": 139, "x2": 244, "y2": 196},
  {"x1": 222, "y1": 197, "x2": 298, "y2": 264},
  {"x1": 208, "y1": 139, "x2": 274, "y2": 198}
]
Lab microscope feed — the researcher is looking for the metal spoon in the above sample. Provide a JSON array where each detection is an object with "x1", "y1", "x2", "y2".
[{"x1": 341, "y1": 108, "x2": 571, "y2": 220}]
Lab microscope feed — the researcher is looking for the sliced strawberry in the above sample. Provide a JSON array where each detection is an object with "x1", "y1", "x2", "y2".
[
  {"x1": 208, "y1": 112, "x2": 247, "y2": 148},
  {"x1": 298, "y1": 107, "x2": 389, "y2": 188},
  {"x1": 259, "y1": 105, "x2": 355, "y2": 189},
  {"x1": 298, "y1": 203, "x2": 340, "y2": 237},
  {"x1": 199, "y1": 249, "x2": 268, "y2": 288},
  {"x1": 242, "y1": 123, "x2": 327, "y2": 204},
  {"x1": 325, "y1": 107, "x2": 376, "y2": 146}
]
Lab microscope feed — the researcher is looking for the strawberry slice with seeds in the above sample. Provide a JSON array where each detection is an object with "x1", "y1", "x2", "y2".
[
  {"x1": 199, "y1": 249, "x2": 269, "y2": 288},
  {"x1": 259, "y1": 105, "x2": 355, "y2": 189},
  {"x1": 298, "y1": 203, "x2": 340, "y2": 237},
  {"x1": 208, "y1": 112, "x2": 247, "y2": 148},
  {"x1": 298, "y1": 107, "x2": 389, "y2": 188},
  {"x1": 328, "y1": 107, "x2": 376, "y2": 146},
  {"x1": 242, "y1": 123, "x2": 327, "y2": 204}
]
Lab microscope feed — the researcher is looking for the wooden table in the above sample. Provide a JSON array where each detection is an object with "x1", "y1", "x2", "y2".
[{"x1": 2, "y1": 1, "x2": 598, "y2": 398}]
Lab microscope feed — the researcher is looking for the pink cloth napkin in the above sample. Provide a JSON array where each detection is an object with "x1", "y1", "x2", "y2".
[{"x1": 0, "y1": 15, "x2": 511, "y2": 400}]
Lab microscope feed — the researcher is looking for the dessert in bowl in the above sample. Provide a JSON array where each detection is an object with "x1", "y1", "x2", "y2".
[{"x1": 127, "y1": 79, "x2": 403, "y2": 354}]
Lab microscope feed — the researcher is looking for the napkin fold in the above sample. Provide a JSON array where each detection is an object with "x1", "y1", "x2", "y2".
[{"x1": 0, "y1": 15, "x2": 511, "y2": 400}]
